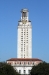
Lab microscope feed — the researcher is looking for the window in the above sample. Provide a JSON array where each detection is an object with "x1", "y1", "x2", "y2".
[
  {"x1": 24, "y1": 51, "x2": 25, "y2": 52},
  {"x1": 21, "y1": 38, "x2": 23, "y2": 39},
  {"x1": 24, "y1": 44, "x2": 25, "y2": 46},
  {"x1": 22, "y1": 12, "x2": 27, "y2": 17},
  {"x1": 17, "y1": 62, "x2": 19, "y2": 64},
  {"x1": 19, "y1": 70, "x2": 21, "y2": 74},
  {"x1": 24, "y1": 44, "x2": 25, "y2": 45},
  {"x1": 21, "y1": 49, "x2": 23, "y2": 51},
  {"x1": 24, "y1": 62, "x2": 25, "y2": 65},
  {"x1": 24, "y1": 34, "x2": 25, "y2": 35},
  {"x1": 21, "y1": 40, "x2": 23, "y2": 41},
  {"x1": 21, "y1": 48, "x2": 23, "y2": 49},
  {"x1": 24, "y1": 48, "x2": 25, "y2": 50},
  {"x1": 20, "y1": 62, "x2": 21, "y2": 64},
  {"x1": 15, "y1": 62, "x2": 16, "y2": 64},
  {"x1": 28, "y1": 62, "x2": 29, "y2": 65},
  {"x1": 24, "y1": 54, "x2": 25, "y2": 56},
  {"x1": 27, "y1": 34, "x2": 28, "y2": 35},
  {"x1": 24, "y1": 70, "x2": 26, "y2": 74},
  {"x1": 32, "y1": 62, "x2": 34, "y2": 65},
  {"x1": 27, "y1": 38, "x2": 28, "y2": 39},
  {"x1": 28, "y1": 70, "x2": 31, "y2": 74},
  {"x1": 21, "y1": 36, "x2": 23, "y2": 37},
  {"x1": 27, "y1": 40, "x2": 28, "y2": 41}
]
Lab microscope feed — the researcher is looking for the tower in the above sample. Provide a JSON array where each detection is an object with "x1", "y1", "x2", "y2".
[
  {"x1": 7, "y1": 9, "x2": 42, "y2": 75},
  {"x1": 17, "y1": 9, "x2": 32, "y2": 58}
]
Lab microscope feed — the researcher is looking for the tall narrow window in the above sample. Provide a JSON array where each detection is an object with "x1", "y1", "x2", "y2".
[
  {"x1": 28, "y1": 62, "x2": 29, "y2": 65},
  {"x1": 24, "y1": 70, "x2": 26, "y2": 74},
  {"x1": 19, "y1": 70, "x2": 21, "y2": 74},
  {"x1": 28, "y1": 70, "x2": 31, "y2": 74},
  {"x1": 24, "y1": 62, "x2": 25, "y2": 65},
  {"x1": 20, "y1": 62, "x2": 21, "y2": 64}
]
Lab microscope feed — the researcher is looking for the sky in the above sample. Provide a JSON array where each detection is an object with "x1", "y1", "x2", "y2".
[{"x1": 0, "y1": 0, "x2": 49, "y2": 62}]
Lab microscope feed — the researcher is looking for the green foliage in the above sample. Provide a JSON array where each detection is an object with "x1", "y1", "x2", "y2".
[
  {"x1": 30, "y1": 62, "x2": 49, "y2": 75},
  {"x1": 0, "y1": 62, "x2": 21, "y2": 75}
]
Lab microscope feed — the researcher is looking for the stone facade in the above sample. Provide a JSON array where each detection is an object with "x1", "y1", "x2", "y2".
[
  {"x1": 7, "y1": 58, "x2": 42, "y2": 75},
  {"x1": 17, "y1": 9, "x2": 32, "y2": 58}
]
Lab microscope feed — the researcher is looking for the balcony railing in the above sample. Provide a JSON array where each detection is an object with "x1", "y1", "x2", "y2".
[{"x1": 11, "y1": 64, "x2": 34, "y2": 67}]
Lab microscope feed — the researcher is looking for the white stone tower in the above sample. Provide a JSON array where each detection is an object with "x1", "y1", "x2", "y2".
[
  {"x1": 7, "y1": 9, "x2": 42, "y2": 75},
  {"x1": 17, "y1": 9, "x2": 32, "y2": 58}
]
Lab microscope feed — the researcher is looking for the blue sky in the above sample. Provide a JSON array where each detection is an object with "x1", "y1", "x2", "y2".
[{"x1": 0, "y1": 0, "x2": 49, "y2": 62}]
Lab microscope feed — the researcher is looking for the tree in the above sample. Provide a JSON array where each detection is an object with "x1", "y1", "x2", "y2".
[
  {"x1": 0, "y1": 62, "x2": 21, "y2": 75},
  {"x1": 30, "y1": 62, "x2": 49, "y2": 75}
]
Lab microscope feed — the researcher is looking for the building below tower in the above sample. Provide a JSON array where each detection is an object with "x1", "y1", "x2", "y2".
[{"x1": 7, "y1": 58, "x2": 42, "y2": 75}]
